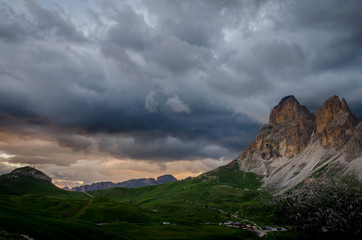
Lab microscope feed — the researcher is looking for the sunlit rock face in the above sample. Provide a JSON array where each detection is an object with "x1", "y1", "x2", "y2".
[
  {"x1": 316, "y1": 96, "x2": 359, "y2": 149},
  {"x1": 236, "y1": 95, "x2": 362, "y2": 192},
  {"x1": 239, "y1": 96, "x2": 315, "y2": 161}
]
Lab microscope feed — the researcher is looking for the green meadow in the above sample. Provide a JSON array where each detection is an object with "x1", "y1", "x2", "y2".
[{"x1": 0, "y1": 166, "x2": 291, "y2": 240}]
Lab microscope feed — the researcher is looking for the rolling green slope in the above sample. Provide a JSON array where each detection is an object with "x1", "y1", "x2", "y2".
[
  {"x1": 91, "y1": 164, "x2": 273, "y2": 225},
  {"x1": 0, "y1": 167, "x2": 88, "y2": 199},
  {"x1": 76, "y1": 196, "x2": 154, "y2": 223},
  {"x1": 0, "y1": 194, "x2": 267, "y2": 240},
  {"x1": 0, "y1": 165, "x2": 289, "y2": 239},
  {"x1": 0, "y1": 195, "x2": 123, "y2": 239}
]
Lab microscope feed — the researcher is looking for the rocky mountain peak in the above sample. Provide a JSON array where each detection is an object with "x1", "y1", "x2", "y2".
[
  {"x1": 341, "y1": 98, "x2": 351, "y2": 113},
  {"x1": 316, "y1": 96, "x2": 358, "y2": 148},
  {"x1": 239, "y1": 95, "x2": 315, "y2": 166},
  {"x1": 269, "y1": 95, "x2": 314, "y2": 124},
  {"x1": 316, "y1": 95, "x2": 342, "y2": 133},
  {"x1": 10, "y1": 166, "x2": 52, "y2": 182},
  {"x1": 236, "y1": 95, "x2": 362, "y2": 192}
]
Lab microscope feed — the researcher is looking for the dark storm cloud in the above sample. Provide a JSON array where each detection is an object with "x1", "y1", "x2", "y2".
[
  {"x1": 0, "y1": 2, "x2": 29, "y2": 42},
  {"x1": 0, "y1": 0, "x2": 85, "y2": 42},
  {"x1": 249, "y1": 41, "x2": 306, "y2": 77},
  {"x1": 279, "y1": 0, "x2": 362, "y2": 72},
  {"x1": 95, "y1": 110, "x2": 259, "y2": 161},
  {"x1": 106, "y1": 4, "x2": 156, "y2": 51},
  {"x1": 139, "y1": 0, "x2": 266, "y2": 48},
  {"x1": 24, "y1": 0, "x2": 85, "y2": 42},
  {"x1": 9, "y1": 156, "x2": 54, "y2": 165},
  {"x1": 281, "y1": 0, "x2": 362, "y2": 30},
  {"x1": 57, "y1": 135, "x2": 92, "y2": 152},
  {"x1": 0, "y1": 0, "x2": 361, "y2": 170},
  {"x1": 144, "y1": 35, "x2": 212, "y2": 74}
]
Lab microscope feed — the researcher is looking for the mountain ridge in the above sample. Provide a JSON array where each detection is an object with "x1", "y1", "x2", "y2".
[
  {"x1": 236, "y1": 95, "x2": 361, "y2": 193},
  {"x1": 69, "y1": 174, "x2": 177, "y2": 191}
]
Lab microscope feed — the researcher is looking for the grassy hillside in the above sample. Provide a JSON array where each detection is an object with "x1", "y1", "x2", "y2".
[
  {"x1": 91, "y1": 164, "x2": 274, "y2": 225},
  {"x1": 0, "y1": 194, "x2": 268, "y2": 240},
  {"x1": 0, "y1": 195, "x2": 122, "y2": 240},
  {"x1": 0, "y1": 164, "x2": 291, "y2": 239},
  {"x1": 0, "y1": 170, "x2": 89, "y2": 199}
]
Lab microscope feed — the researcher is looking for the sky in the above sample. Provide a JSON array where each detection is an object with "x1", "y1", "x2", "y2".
[{"x1": 0, "y1": 0, "x2": 361, "y2": 187}]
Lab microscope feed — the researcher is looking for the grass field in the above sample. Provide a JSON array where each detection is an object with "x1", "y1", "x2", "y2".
[
  {"x1": 0, "y1": 165, "x2": 290, "y2": 239},
  {"x1": 90, "y1": 164, "x2": 275, "y2": 225},
  {"x1": 0, "y1": 171, "x2": 89, "y2": 200},
  {"x1": 0, "y1": 194, "x2": 266, "y2": 240}
]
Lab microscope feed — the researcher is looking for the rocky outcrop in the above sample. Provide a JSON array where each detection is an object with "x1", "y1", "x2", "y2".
[
  {"x1": 236, "y1": 95, "x2": 361, "y2": 192},
  {"x1": 10, "y1": 166, "x2": 52, "y2": 182},
  {"x1": 157, "y1": 174, "x2": 177, "y2": 184},
  {"x1": 316, "y1": 96, "x2": 358, "y2": 148},
  {"x1": 119, "y1": 178, "x2": 158, "y2": 188},
  {"x1": 240, "y1": 96, "x2": 315, "y2": 161},
  {"x1": 238, "y1": 96, "x2": 315, "y2": 175},
  {"x1": 70, "y1": 174, "x2": 177, "y2": 191},
  {"x1": 71, "y1": 181, "x2": 119, "y2": 192},
  {"x1": 345, "y1": 122, "x2": 362, "y2": 162},
  {"x1": 316, "y1": 96, "x2": 343, "y2": 133}
]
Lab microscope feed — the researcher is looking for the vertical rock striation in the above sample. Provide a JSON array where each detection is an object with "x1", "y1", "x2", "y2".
[
  {"x1": 316, "y1": 96, "x2": 358, "y2": 148},
  {"x1": 236, "y1": 95, "x2": 361, "y2": 191},
  {"x1": 237, "y1": 96, "x2": 315, "y2": 175}
]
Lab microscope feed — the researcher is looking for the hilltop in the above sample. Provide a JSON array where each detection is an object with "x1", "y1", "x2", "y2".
[
  {"x1": 0, "y1": 166, "x2": 88, "y2": 199},
  {"x1": 10, "y1": 166, "x2": 52, "y2": 182}
]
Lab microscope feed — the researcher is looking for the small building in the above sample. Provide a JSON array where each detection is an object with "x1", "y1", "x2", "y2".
[
  {"x1": 265, "y1": 226, "x2": 286, "y2": 231},
  {"x1": 224, "y1": 221, "x2": 234, "y2": 225}
]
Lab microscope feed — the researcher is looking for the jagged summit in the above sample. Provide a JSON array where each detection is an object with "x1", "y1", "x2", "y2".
[
  {"x1": 10, "y1": 166, "x2": 52, "y2": 182},
  {"x1": 280, "y1": 95, "x2": 296, "y2": 102},
  {"x1": 316, "y1": 96, "x2": 359, "y2": 149},
  {"x1": 269, "y1": 95, "x2": 314, "y2": 124},
  {"x1": 240, "y1": 95, "x2": 315, "y2": 163},
  {"x1": 316, "y1": 95, "x2": 357, "y2": 133},
  {"x1": 236, "y1": 95, "x2": 361, "y2": 192}
]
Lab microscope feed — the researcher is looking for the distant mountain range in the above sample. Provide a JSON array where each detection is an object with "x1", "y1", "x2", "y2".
[{"x1": 67, "y1": 174, "x2": 177, "y2": 191}]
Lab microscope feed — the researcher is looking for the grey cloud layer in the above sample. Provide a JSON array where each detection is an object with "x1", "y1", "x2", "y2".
[{"x1": 0, "y1": 0, "x2": 361, "y2": 169}]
